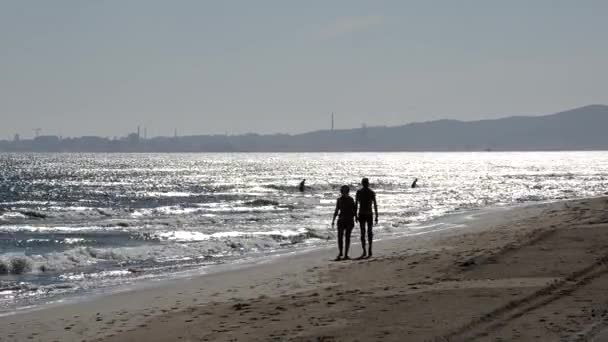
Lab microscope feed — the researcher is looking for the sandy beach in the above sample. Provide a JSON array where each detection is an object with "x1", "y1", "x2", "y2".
[{"x1": 2, "y1": 197, "x2": 608, "y2": 341}]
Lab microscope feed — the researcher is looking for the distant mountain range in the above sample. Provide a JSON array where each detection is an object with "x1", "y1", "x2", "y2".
[{"x1": 2, "y1": 105, "x2": 608, "y2": 152}]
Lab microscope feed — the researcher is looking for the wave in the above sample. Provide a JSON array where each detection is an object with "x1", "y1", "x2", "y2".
[
  {"x1": 0, "y1": 226, "x2": 333, "y2": 276},
  {"x1": 156, "y1": 227, "x2": 327, "y2": 242},
  {"x1": 0, "y1": 280, "x2": 77, "y2": 305},
  {"x1": 263, "y1": 182, "x2": 408, "y2": 193},
  {"x1": 244, "y1": 199, "x2": 280, "y2": 207},
  {"x1": 16, "y1": 210, "x2": 48, "y2": 219},
  {"x1": 264, "y1": 184, "x2": 308, "y2": 192},
  {"x1": 0, "y1": 257, "x2": 31, "y2": 275},
  {"x1": 0, "y1": 225, "x2": 130, "y2": 233},
  {"x1": 515, "y1": 195, "x2": 546, "y2": 202},
  {"x1": 502, "y1": 173, "x2": 576, "y2": 179},
  {"x1": 0, "y1": 211, "x2": 27, "y2": 221},
  {"x1": 263, "y1": 183, "x2": 351, "y2": 193},
  {"x1": 59, "y1": 269, "x2": 131, "y2": 281}
]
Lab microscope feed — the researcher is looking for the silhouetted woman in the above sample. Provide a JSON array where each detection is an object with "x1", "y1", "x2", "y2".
[{"x1": 332, "y1": 185, "x2": 356, "y2": 260}]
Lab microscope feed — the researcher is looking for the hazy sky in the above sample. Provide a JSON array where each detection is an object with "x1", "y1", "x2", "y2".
[{"x1": 2, "y1": 1, "x2": 608, "y2": 138}]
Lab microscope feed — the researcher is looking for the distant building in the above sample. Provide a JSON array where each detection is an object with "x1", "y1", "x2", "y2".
[
  {"x1": 13, "y1": 134, "x2": 20, "y2": 142},
  {"x1": 33, "y1": 135, "x2": 61, "y2": 151},
  {"x1": 127, "y1": 133, "x2": 140, "y2": 145},
  {"x1": 34, "y1": 135, "x2": 60, "y2": 143}
]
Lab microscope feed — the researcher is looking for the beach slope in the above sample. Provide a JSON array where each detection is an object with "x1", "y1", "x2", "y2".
[{"x1": 3, "y1": 197, "x2": 608, "y2": 341}]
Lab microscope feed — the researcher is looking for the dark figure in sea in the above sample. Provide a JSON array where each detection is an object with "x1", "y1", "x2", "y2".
[
  {"x1": 411, "y1": 178, "x2": 418, "y2": 188},
  {"x1": 332, "y1": 185, "x2": 356, "y2": 261},
  {"x1": 356, "y1": 178, "x2": 378, "y2": 259},
  {"x1": 299, "y1": 179, "x2": 306, "y2": 192}
]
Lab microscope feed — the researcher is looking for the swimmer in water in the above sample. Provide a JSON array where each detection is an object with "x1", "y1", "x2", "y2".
[
  {"x1": 299, "y1": 179, "x2": 306, "y2": 192},
  {"x1": 411, "y1": 178, "x2": 418, "y2": 188}
]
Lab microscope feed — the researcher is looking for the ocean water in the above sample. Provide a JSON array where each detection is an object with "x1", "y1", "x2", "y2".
[{"x1": 1, "y1": 152, "x2": 607, "y2": 312}]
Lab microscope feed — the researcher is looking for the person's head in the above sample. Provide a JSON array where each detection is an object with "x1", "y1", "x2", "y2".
[
  {"x1": 340, "y1": 185, "x2": 350, "y2": 196},
  {"x1": 361, "y1": 178, "x2": 370, "y2": 188}
]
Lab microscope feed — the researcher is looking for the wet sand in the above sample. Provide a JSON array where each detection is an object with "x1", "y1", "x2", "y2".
[{"x1": 2, "y1": 197, "x2": 608, "y2": 341}]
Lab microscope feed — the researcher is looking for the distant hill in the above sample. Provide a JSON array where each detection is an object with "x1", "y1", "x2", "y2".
[
  {"x1": 283, "y1": 104, "x2": 608, "y2": 151},
  {"x1": 2, "y1": 105, "x2": 608, "y2": 152}
]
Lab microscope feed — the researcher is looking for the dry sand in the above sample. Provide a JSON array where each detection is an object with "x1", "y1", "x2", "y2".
[{"x1": 2, "y1": 197, "x2": 608, "y2": 341}]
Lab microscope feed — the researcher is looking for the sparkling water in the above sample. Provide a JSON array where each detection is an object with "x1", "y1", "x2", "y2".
[{"x1": 1, "y1": 152, "x2": 607, "y2": 312}]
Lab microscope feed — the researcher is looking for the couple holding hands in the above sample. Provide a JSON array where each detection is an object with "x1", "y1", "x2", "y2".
[{"x1": 331, "y1": 178, "x2": 378, "y2": 261}]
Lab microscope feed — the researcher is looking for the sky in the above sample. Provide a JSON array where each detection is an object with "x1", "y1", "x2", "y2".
[{"x1": 2, "y1": 0, "x2": 608, "y2": 138}]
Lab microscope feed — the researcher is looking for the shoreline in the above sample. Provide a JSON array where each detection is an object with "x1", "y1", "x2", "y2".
[
  {"x1": 2, "y1": 197, "x2": 608, "y2": 341},
  {"x1": 0, "y1": 200, "x2": 520, "y2": 317}
]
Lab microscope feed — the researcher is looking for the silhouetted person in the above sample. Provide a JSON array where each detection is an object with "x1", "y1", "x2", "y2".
[
  {"x1": 356, "y1": 178, "x2": 378, "y2": 259},
  {"x1": 299, "y1": 179, "x2": 306, "y2": 192},
  {"x1": 411, "y1": 178, "x2": 418, "y2": 188},
  {"x1": 331, "y1": 185, "x2": 356, "y2": 261}
]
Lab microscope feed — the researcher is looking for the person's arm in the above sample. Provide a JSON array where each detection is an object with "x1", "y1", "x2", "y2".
[
  {"x1": 332, "y1": 199, "x2": 339, "y2": 226},
  {"x1": 373, "y1": 193, "x2": 378, "y2": 223},
  {"x1": 354, "y1": 191, "x2": 359, "y2": 218},
  {"x1": 352, "y1": 198, "x2": 358, "y2": 222}
]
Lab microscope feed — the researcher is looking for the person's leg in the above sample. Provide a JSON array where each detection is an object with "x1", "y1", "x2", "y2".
[
  {"x1": 344, "y1": 226, "x2": 353, "y2": 259},
  {"x1": 367, "y1": 216, "x2": 374, "y2": 257},
  {"x1": 337, "y1": 225, "x2": 344, "y2": 259},
  {"x1": 359, "y1": 217, "x2": 367, "y2": 258}
]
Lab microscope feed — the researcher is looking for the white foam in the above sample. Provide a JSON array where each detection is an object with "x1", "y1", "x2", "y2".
[
  {"x1": 0, "y1": 212, "x2": 27, "y2": 220},
  {"x1": 158, "y1": 228, "x2": 309, "y2": 242},
  {"x1": 0, "y1": 225, "x2": 127, "y2": 233},
  {"x1": 205, "y1": 206, "x2": 289, "y2": 213},
  {"x1": 63, "y1": 238, "x2": 86, "y2": 244},
  {"x1": 23, "y1": 238, "x2": 86, "y2": 245},
  {"x1": 59, "y1": 270, "x2": 131, "y2": 281},
  {"x1": 49, "y1": 206, "x2": 92, "y2": 212},
  {"x1": 0, "y1": 201, "x2": 58, "y2": 206},
  {"x1": 129, "y1": 204, "x2": 288, "y2": 217},
  {"x1": 131, "y1": 206, "x2": 203, "y2": 217},
  {"x1": 25, "y1": 239, "x2": 51, "y2": 243},
  {"x1": 141, "y1": 191, "x2": 195, "y2": 198}
]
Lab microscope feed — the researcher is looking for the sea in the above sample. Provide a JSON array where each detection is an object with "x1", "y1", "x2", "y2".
[{"x1": 1, "y1": 152, "x2": 607, "y2": 313}]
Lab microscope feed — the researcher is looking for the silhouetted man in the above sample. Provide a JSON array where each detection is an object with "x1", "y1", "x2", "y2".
[
  {"x1": 299, "y1": 179, "x2": 306, "y2": 192},
  {"x1": 356, "y1": 177, "x2": 378, "y2": 259}
]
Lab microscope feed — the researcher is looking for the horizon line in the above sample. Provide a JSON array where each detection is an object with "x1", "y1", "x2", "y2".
[{"x1": 4, "y1": 104, "x2": 606, "y2": 140}]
